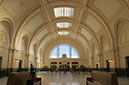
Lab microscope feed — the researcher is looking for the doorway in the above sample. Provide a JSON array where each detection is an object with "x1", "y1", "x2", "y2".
[
  {"x1": 18, "y1": 60, "x2": 22, "y2": 72},
  {"x1": 0, "y1": 57, "x2": 2, "y2": 69},
  {"x1": 96, "y1": 64, "x2": 98, "y2": 70},
  {"x1": 125, "y1": 56, "x2": 129, "y2": 76},
  {"x1": 106, "y1": 60, "x2": 110, "y2": 72}
]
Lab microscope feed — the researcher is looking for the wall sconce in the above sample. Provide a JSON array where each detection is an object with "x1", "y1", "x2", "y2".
[
  {"x1": 97, "y1": 61, "x2": 100, "y2": 64},
  {"x1": 108, "y1": 58, "x2": 113, "y2": 63},
  {"x1": 15, "y1": 59, "x2": 20, "y2": 63}
]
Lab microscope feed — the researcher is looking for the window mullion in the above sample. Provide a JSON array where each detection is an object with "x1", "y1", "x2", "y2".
[
  {"x1": 70, "y1": 45, "x2": 71, "y2": 58},
  {"x1": 57, "y1": 45, "x2": 59, "y2": 58}
]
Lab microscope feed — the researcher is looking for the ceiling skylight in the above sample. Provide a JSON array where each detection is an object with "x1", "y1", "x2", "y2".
[
  {"x1": 54, "y1": 7, "x2": 74, "y2": 17},
  {"x1": 56, "y1": 22, "x2": 72, "y2": 28},
  {"x1": 58, "y1": 31, "x2": 70, "y2": 35}
]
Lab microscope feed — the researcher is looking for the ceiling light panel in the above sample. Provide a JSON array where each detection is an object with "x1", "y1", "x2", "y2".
[
  {"x1": 58, "y1": 31, "x2": 70, "y2": 35},
  {"x1": 56, "y1": 22, "x2": 72, "y2": 28},
  {"x1": 54, "y1": 7, "x2": 74, "y2": 17}
]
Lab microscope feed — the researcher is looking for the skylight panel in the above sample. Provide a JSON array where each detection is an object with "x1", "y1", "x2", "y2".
[
  {"x1": 58, "y1": 31, "x2": 70, "y2": 35},
  {"x1": 54, "y1": 7, "x2": 74, "y2": 17},
  {"x1": 56, "y1": 22, "x2": 72, "y2": 28}
]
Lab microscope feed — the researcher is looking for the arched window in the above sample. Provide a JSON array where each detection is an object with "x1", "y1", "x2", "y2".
[{"x1": 50, "y1": 44, "x2": 79, "y2": 58}]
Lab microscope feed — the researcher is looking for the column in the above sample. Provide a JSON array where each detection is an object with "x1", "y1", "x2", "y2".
[
  {"x1": 99, "y1": 53, "x2": 104, "y2": 68},
  {"x1": 113, "y1": 48, "x2": 120, "y2": 68},
  {"x1": 113, "y1": 47, "x2": 121, "y2": 74},
  {"x1": 8, "y1": 48, "x2": 19, "y2": 71},
  {"x1": 25, "y1": 54, "x2": 30, "y2": 68},
  {"x1": 34, "y1": 57, "x2": 38, "y2": 68}
]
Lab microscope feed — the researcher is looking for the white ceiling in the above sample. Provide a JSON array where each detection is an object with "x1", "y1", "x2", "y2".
[
  {"x1": 36, "y1": 28, "x2": 48, "y2": 40},
  {"x1": 85, "y1": 14, "x2": 101, "y2": 33},
  {"x1": 81, "y1": 28, "x2": 92, "y2": 40},
  {"x1": 92, "y1": 0, "x2": 122, "y2": 18},
  {"x1": 3, "y1": 0, "x2": 40, "y2": 20},
  {"x1": 25, "y1": 13, "x2": 43, "y2": 33}
]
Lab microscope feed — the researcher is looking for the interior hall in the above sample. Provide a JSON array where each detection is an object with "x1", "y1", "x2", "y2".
[{"x1": 0, "y1": 0, "x2": 129, "y2": 85}]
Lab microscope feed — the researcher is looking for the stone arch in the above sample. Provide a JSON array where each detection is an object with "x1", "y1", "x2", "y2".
[
  {"x1": 99, "y1": 34, "x2": 107, "y2": 68},
  {"x1": 42, "y1": 38, "x2": 86, "y2": 67},
  {"x1": 91, "y1": 43, "x2": 95, "y2": 67},
  {"x1": 120, "y1": 30, "x2": 129, "y2": 44},
  {"x1": 114, "y1": 18, "x2": 129, "y2": 47},
  {"x1": 114, "y1": 18, "x2": 129, "y2": 68},
  {"x1": 29, "y1": 42, "x2": 38, "y2": 67},
  {"x1": 103, "y1": 39, "x2": 111, "y2": 52},
  {"x1": 21, "y1": 35, "x2": 29, "y2": 52},
  {"x1": 0, "y1": 18, "x2": 13, "y2": 46},
  {"x1": 99, "y1": 34, "x2": 107, "y2": 52},
  {"x1": 0, "y1": 18, "x2": 13, "y2": 69}
]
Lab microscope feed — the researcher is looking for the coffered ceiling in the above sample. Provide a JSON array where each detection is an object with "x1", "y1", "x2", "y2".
[{"x1": 0, "y1": 0, "x2": 127, "y2": 53}]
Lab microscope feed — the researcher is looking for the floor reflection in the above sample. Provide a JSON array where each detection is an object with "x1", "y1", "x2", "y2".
[
  {"x1": 36, "y1": 72, "x2": 88, "y2": 85},
  {"x1": 0, "y1": 71, "x2": 129, "y2": 85}
]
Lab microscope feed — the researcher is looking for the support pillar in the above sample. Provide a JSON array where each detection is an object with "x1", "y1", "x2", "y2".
[{"x1": 113, "y1": 47, "x2": 120, "y2": 75}]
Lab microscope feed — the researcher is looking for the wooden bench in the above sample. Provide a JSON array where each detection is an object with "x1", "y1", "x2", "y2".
[
  {"x1": 7, "y1": 72, "x2": 41, "y2": 85},
  {"x1": 86, "y1": 71, "x2": 118, "y2": 85}
]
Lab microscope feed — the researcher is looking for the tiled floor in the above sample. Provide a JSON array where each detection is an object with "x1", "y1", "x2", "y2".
[{"x1": 0, "y1": 72, "x2": 129, "y2": 85}]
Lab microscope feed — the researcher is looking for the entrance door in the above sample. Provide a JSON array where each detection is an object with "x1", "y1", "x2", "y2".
[
  {"x1": 96, "y1": 64, "x2": 98, "y2": 69},
  {"x1": 125, "y1": 56, "x2": 129, "y2": 76},
  {"x1": 0, "y1": 57, "x2": 2, "y2": 69},
  {"x1": 18, "y1": 60, "x2": 22, "y2": 72}
]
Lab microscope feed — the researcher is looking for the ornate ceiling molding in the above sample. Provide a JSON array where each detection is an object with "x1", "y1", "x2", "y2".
[
  {"x1": 87, "y1": 8, "x2": 113, "y2": 45},
  {"x1": 14, "y1": 7, "x2": 41, "y2": 47}
]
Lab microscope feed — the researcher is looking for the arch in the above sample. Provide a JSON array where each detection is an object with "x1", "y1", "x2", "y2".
[
  {"x1": 114, "y1": 18, "x2": 129, "y2": 47},
  {"x1": 114, "y1": 18, "x2": 129, "y2": 68},
  {"x1": 0, "y1": 18, "x2": 13, "y2": 45},
  {"x1": 42, "y1": 38, "x2": 86, "y2": 66},
  {"x1": 14, "y1": 7, "x2": 41, "y2": 49},
  {"x1": 21, "y1": 35, "x2": 29, "y2": 51}
]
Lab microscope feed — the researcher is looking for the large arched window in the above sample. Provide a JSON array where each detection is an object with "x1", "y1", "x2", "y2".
[{"x1": 50, "y1": 44, "x2": 79, "y2": 58}]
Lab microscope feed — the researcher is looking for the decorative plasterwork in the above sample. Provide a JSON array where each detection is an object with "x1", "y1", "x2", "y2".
[
  {"x1": 41, "y1": 0, "x2": 56, "y2": 34},
  {"x1": 80, "y1": 24, "x2": 100, "y2": 51},
  {"x1": 47, "y1": 0, "x2": 83, "y2": 4},
  {"x1": 0, "y1": 30, "x2": 7, "y2": 43},
  {"x1": 49, "y1": 1, "x2": 80, "y2": 7},
  {"x1": 39, "y1": 34, "x2": 53, "y2": 49},
  {"x1": 36, "y1": 28, "x2": 48, "y2": 40},
  {"x1": 15, "y1": 8, "x2": 41, "y2": 45},
  {"x1": 25, "y1": 14, "x2": 43, "y2": 33},
  {"x1": 42, "y1": 37, "x2": 86, "y2": 63},
  {"x1": 85, "y1": 14, "x2": 102, "y2": 33},
  {"x1": 92, "y1": 0, "x2": 122, "y2": 18},
  {"x1": 2, "y1": 0, "x2": 40, "y2": 20},
  {"x1": 87, "y1": 8, "x2": 113, "y2": 45},
  {"x1": 28, "y1": 24, "x2": 49, "y2": 52},
  {"x1": 81, "y1": 28, "x2": 92, "y2": 40},
  {"x1": 76, "y1": 36, "x2": 88, "y2": 51}
]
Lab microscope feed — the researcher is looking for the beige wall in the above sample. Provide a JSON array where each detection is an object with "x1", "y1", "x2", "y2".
[{"x1": 0, "y1": 0, "x2": 129, "y2": 69}]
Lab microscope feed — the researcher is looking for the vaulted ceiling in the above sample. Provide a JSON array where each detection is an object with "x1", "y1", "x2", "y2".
[{"x1": 0, "y1": 0, "x2": 129, "y2": 56}]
